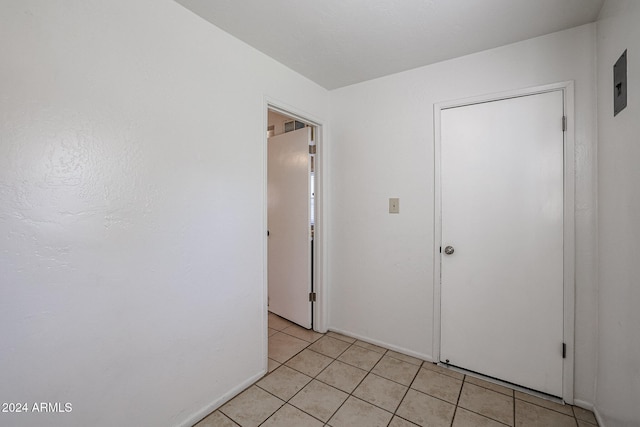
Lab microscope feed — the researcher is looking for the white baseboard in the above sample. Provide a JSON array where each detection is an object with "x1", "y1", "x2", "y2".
[
  {"x1": 574, "y1": 398, "x2": 607, "y2": 427},
  {"x1": 592, "y1": 405, "x2": 606, "y2": 427},
  {"x1": 573, "y1": 399, "x2": 594, "y2": 411},
  {"x1": 328, "y1": 327, "x2": 433, "y2": 362},
  {"x1": 177, "y1": 369, "x2": 267, "y2": 427}
]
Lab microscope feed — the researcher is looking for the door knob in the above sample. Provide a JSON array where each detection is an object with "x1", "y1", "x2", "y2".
[{"x1": 444, "y1": 246, "x2": 455, "y2": 255}]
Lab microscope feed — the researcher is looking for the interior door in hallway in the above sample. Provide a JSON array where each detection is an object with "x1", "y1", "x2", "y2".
[
  {"x1": 439, "y1": 90, "x2": 565, "y2": 397},
  {"x1": 268, "y1": 127, "x2": 312, "y2": 329}
]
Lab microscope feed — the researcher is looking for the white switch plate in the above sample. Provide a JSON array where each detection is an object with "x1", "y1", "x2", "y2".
[{"x1": 389, "y1": 198, "x2": 399, "y2": 214}]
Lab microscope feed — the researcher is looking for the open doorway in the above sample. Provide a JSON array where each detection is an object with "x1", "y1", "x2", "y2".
[{"x1": 266, "y1": 107, "x2": 321, "y2": 331}]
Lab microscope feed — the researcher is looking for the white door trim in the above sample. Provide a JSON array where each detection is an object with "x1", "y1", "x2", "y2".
[
  {"x1": 432, "y1": 82, "x2": 575, "y2": 403},
  {"x1": 263, "y1": 96, "x2": 328, "y2": 337}
]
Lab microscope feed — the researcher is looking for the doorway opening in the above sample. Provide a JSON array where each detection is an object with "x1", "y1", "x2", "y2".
[{"x1": 266, "y1": 105, "x2": 323, "y2": 332}]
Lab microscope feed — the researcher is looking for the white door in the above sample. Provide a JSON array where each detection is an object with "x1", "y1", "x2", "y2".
[
  {"x1": 268, "y1": 127, "x2": 312, "y2": 329},
  {"x1": 440, "y1": 90, "x2": 565, "y2": 396}
]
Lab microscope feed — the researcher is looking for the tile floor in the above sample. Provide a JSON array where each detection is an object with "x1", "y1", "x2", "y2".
[{"x1": 196, "y1": 313, "x2": 599, "y2": 427}]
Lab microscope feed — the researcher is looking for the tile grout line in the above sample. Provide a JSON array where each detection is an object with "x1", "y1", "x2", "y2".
[
  {"x1": 263, "y1": 334, "x2": 394, "y2": 426},
  {"x1": 309, "y1": 341, "x2": 368, "y2": 426},
  {"x1": 456, "y1": 378, "x2": 515, "y2": 427},
  {"x1": 449, "y1": 373, "x2": 467, "y2": 427},
  {"x1": 258, "y1": 338, "x2": 325, "y2": 426},
  {"x1": 268, "y1": 319, "x2": 431, "y2": 425},
  {"x1": 387, "y1": 358, "x2": 425, "y2": 426},
  {"x1": 259, "y1": 321, "x2": 313, "y2": 426},
  {"x1": 278, "y1": 326, "x2": 324, "y2": 343},
  {"x1": 314, "y1": 339, "x2": 428, "y2": 425},
  {"x1": 235, "y1": 346, "x2": 493, "y2": 427},
  {"x1": 280, "y1": 340, "x2": 328, "y2": 423},
  {"x1": 273, "y1": 335, "x2": 499, "y2": 426},
  {"x1": 322, "y1": 341, "x2": 388, "y2": 425}
]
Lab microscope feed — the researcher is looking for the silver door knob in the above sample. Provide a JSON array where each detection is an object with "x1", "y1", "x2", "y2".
[{"x1": 444, "y1": 246, "x2": 455, "y2": 255}]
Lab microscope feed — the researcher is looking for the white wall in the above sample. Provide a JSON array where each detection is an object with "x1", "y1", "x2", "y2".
[
  {"x1": 596, "y1": 1, "x2": 640, "y2": 425},
  {"x1": 0, "y1": 1, "x2": 327, "y2": 426},
  {"x1": 328, "y1": 24, "x2": 598, "y2": 405}
]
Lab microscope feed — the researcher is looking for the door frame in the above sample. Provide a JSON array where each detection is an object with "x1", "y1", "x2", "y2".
[
  {"x1": 432, "y1": 81, "x2": 575, "y2": 403},
  {"x1": 263, "y1": 96, "x2": 328, "y2": 335}
]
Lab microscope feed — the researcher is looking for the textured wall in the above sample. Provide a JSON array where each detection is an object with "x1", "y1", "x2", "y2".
[
  {"x1": 596, "y1": 1, "x2": 640, "y2": 425},
  {"x1": 0, "y1": 1, "x2": 327, "y2": 426}
]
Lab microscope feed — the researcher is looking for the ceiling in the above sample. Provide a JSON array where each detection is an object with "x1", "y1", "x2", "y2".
[{"x1": 175, "y1": 0, "x2": 604, "y2": 90}]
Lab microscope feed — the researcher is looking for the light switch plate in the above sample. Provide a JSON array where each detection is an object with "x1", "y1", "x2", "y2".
[{"x1": 389, "y1": 198, "x2": 400, "y2": 214}]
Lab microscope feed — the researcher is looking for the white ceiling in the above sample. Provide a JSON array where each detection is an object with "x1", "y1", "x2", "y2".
[{"x1": 175, "y1": 0, "x2": 604, "y2": 90}]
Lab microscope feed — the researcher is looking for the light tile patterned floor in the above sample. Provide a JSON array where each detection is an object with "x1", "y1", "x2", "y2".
[{"x1": 196, "y1": 313, "x2": 599, "y2": 427}]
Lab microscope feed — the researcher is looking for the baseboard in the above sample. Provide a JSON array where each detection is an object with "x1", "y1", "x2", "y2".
[
  {"x1": 328, "y1": 327, "x2": 433, "y2": 362},
  {"x1": 592, "y1": 405, "x2": 606, "y2": 427},
  {"x1": 574, "y1": 398, "x2": 608, "y2": 426},
  {"x1": 573, "y1": 399, "x2": 594, "y2": 411},
  {"x1": 176, "y1": 369, "x2": 267, "y2": 427}
]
